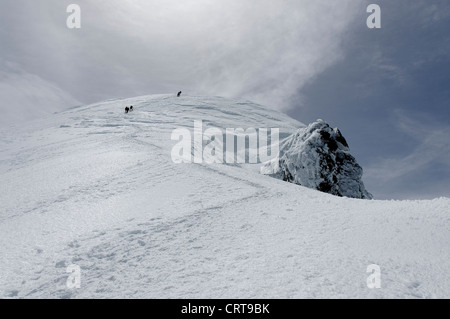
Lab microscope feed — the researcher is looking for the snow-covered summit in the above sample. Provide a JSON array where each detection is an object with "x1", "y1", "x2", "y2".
[
  {"x1": 261, "y1": 119, "x2": 373, "y2": 199},
  {"x1": 0, "y1": 94, "x2": 449, "y2": 299}
]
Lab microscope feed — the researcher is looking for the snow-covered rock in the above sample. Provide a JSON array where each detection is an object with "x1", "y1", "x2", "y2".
[{"x1": 261, "y1": 119, "x2": 373, "y2": 199}]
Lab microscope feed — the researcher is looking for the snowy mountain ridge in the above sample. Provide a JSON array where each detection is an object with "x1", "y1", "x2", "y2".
[{"x1": 0, "y1": 94, "x2": 448, "y2": 299}]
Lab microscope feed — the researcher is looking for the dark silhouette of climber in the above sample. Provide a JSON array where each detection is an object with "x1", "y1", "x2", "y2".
[
  {"x1": 177, "y1": 91, "x2": 182, "y2": 97},
  {"x1": 125, "y1": 107, "x2": 130, "y2": 114}
]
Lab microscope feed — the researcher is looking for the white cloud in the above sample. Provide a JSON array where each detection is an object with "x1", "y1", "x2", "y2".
[
  {"x1": 90, "y1": 0, "x2": 362, "y2": 110},
  {"x1": 1, "y1": 0, "x2": 363, "y2": 113}
]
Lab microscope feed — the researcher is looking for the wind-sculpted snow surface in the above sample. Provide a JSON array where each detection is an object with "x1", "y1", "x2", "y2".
[
  {"x1": 261, "y1": 120, "x2": 373, "y2": 199},
  {"x1": 0, "y1": 95, "x2": 448, "y2": 299}
]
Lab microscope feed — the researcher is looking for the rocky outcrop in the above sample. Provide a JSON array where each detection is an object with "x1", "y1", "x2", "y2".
[{"x1": 261, "y1": 120, "x2": 373, "y2": 199}]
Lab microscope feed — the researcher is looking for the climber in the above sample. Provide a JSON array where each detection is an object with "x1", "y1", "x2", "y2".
[{"x1": 177, "y1": 91, "x2": 182, "y2": 97}]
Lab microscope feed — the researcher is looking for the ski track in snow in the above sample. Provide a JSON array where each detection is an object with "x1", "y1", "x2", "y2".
[{"x1": 0, "y1": 95, "x2": 449, "y2": 299}]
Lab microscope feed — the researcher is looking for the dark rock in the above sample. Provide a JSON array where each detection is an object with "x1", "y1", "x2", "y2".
[{"x1": 261, "y1": 119, "x2": 373, "y2": 199}]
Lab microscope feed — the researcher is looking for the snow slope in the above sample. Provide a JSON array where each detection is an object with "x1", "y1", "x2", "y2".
[{"x1": 0, "y1": 94, "x2": 449, "y2": 299}]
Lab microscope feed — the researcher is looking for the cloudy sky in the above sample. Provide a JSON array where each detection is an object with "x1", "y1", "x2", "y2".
[{"x1": 1, "y1": 0, "x2": 449, "y2": 199}]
